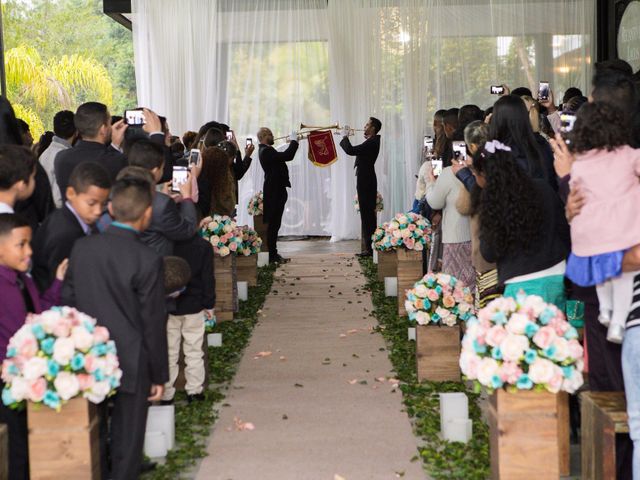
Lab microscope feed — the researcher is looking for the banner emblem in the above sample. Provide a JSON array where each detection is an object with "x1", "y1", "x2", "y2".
[{"x1": 307, "y1": 130, "x2": 338, "y2": 167}]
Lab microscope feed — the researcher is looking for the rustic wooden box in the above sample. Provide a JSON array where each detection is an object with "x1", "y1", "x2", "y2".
[
  {"x1": 214, "y1": 253, "x2": 237, "y2": 321},
  {"x1": 236, "y1": 254, "x2": 258, "y2": 287},
  {"x1": 581, "y1": 391, "x2": 628, "y2": 480},
  {"x1": 253, "y1": 215, "x2": 268, "y2": 252},
  {"x1": 0, "y1": 423, "x2": 7, "y2": 480},
  {"x1": 397, "y1": 249, "x2": 424, "y2": 316},
  {"x1": 416, "y1": 324, "x2": 461, "y2": 382},
  {"x1": 28, "y1": 398, "x2": 100, "y2": 479},
  {"x1": 489, "y1": 389, "x2": 569, "y2": 479},
  {"x1": 376, "y1": 249, "x2": 397, "y2": 281}
]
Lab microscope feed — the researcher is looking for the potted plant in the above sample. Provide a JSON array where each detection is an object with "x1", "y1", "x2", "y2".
[
  {"x1": 235, "y1": 226, "x2": 262, "y2": 287},
  {"x1": 247, "y1": 191, "x2": 267, "y2": 252}
]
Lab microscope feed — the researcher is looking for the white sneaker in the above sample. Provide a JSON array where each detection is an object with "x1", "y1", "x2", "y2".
[
  {"x1": 598, "y1": 310, "x2": 612, "y2": 326},
  {"x1": 607, "y1": 323, "x2": 625, "y2": 344}
]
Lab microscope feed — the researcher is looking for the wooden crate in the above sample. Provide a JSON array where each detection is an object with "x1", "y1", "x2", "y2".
[
  {"x1": 214, "y1": 253, "x2": 237, "y2": 321},
  {"x1": 253, "y1": 215, "x2": 268, "y2": 252},
  {"x1": 397, "y1": 249, "x2": 424, "y2": 316},
  {"x1": 489, "y1": 389, "x2": 569, "y2": 479},
  {"x1": 581, "y1": 391, "x2": 628, "y2": 480},
  {"x1": 376, "y1": 249, "x2": 397, "y2": 281},
  {"x1": 28, "y1": 398, "x2": 100, "y2": 479},
  {"x1": 236, "y1": 254, "x2": 258, "y2": 287},
  {"x1": 0, "y1": 423, "x2": 7, "y2": 480},
  {"x1": 416, "y1": 324, "x2": 461, "y2": 382}
]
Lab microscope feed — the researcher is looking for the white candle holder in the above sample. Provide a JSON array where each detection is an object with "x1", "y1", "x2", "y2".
[
  {"x1": 237, "y1": 281, "x2": 248, "y2": 301},
  {"x1": 207, "y1": 333, "x2": 222, "y2": 347},
  {"x1": 408, "y1": 327, "x2": 416, "y2": 341},
  {"x1": 144, "y1": 431, "x2": 167, "y2": 458},
  {"x1": 373, "y1": 250, "x2": 378, "y2": 264},
  {"x1": 442, "y1": 418, "x2": 472, "y2": 443},
  {"x1": 384, "y1": 277, "x2": 398, "y2": 297},
  {"x1": 146, "y1": 405, "x2": 175, "y2": 450},
  {"x1": 439, "y1": 392, "x2": 469, "y2": 428},
  {"x1": 257, "y1": 252, "x2": 269, "y2": 267}
]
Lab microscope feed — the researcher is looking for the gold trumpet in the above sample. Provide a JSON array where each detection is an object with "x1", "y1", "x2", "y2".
[{"x1": 274, "y1": 123, "x2": 365, "y2": 142}]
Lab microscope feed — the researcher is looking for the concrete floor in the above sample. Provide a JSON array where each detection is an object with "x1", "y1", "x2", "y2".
[{"x1": 195, "y1": 248, "x2": 426, "y2": 480}]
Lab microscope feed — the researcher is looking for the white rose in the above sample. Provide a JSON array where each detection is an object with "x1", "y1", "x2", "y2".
[
  {"x1": 405, "y1": 300, "x2": 415, "y2": 313},
  {"x1": 53, "y1": 337, "x2": 76, "y2": 366},
  {"x1": 219, "y1": 246, "x2": 230, "y2": 257},
  {"x1": 84, "y1": 380, "x2": 112, "y2": 404},
  {"x1": 500, "y1": 334, "x2": 529, "y2": 362},
  {"x1": 415, "y1": 311, "x2": 430, "y2": 325},
  {"x1": 414, "y1": 284, "x2": 429, "y2": 298},
  {"x1": 40, "y1": 310, "x2": 61, "y2": 334},
  {"x1": 562, "y1": 369, "x2": 584, "y2": 394},
  {"x1": 223, "y1": 224, "x2": 233, "y2": 233},
  {"x1": 71, "y1": 326, "x2": 94, "y2": 352},
  {"x1": 53, "y1": 371, "x2": 80, "y2": 401},
  {"x1": 523, "y1": 295, "x2": 547, "y2": 316},
  {"x1": 10, "y1": 377, "x2": 29, "y2": 401},
  {"x1": 401, "y1": 228, "x2": 411, "y2": 238},
  {"x1": 392, "y1": 229, "x2": 402, "y2": 239},
  {"x1": 505, "y1": 313, "x2": 529, "y2": 335},
  {"x1": 552, "y1": 338, "x2": 570, "y2": 362},
  {"x1": 476, "y1": 358, "x2": 500, "y2": 386},
  {"x1": 22, "y1": 356, "x2": 47, "y2": 381},
  {"x1": 442, "y1": 314, "x2": 457, "y2": 327},
  {"x1": 528, "y1": 358, "x2": 555, "y2": 384}
]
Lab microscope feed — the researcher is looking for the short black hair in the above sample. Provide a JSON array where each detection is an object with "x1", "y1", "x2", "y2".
[
  {"x1": 128, "y1": 139, "x2": 165, "y2": 171},
  {"x1": 110, "y1": 177, "x2": 153, "y2": 223},
  {"x1": 203, "y1": 127, "x2": 225, "y2": 147},
  {"x1": 0, "y1": 145, "x2": 36, "y2": 191},
  {"x1": 16, "y1": 119, "x2": 30, "y2": 135},
  {"x1": 595, "y1": 59, "x2": 633, "y2": 77},
  {"x1": 458, "y1": 105, "x2": 484, "y2": 129},
  {"x1": 216, "y1": 140, "x2": 238, "y2": 158},
  {"x1": 570, "y1": 101, "x2": 631, "y2": 153},
  {"x1": 592, "y1": 69, "x2": 637, "y2": 116},
  {"x1": 0, "y1": 213, "x2": 30, "y2": 238},
  {"x1": 68, "y1": 162, "x2": 111, "y2": 194},
  {"x1": 53, "y1": 110, "x2": 76, "y2": 139},
  {"x1": 562, "y1": 87, "x2": 583, "y2": 104},
  {"x1": 562, "y1": 95, "x2": 588, "y2": 115},
  {"x1": 164, "y1": 256, "x2": 192, "y2": 293},
  {"x1": 369, "y1": 117, "x2": 382, "y2": 133},
  {"x1": 75, "y1": 102, "x2": 110, "y2": 138},
  {"x1": 511, "y1": 87, "x2": 533, "y2": 97},
  {"x1": 434, "y1": 109, "x2": 447, "y2": 119},
  {"x1": 443, "y1": 108, "x2": 459, "y2": 127}
]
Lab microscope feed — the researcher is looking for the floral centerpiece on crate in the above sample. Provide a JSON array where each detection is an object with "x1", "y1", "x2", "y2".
[
  {"x1": 373, "y1": 212, "x2": 432, "y2": 252},
  {"x1": 405, "y1": 273, "x2": 475, "y2": 326},
  {"x1": 460, "y1": 294, "x2": 584, "y2": 394},
  {"x1": 1, "y1": 307, "x2": 122, "y2": 411},
  {"x1": 354, "y1": 192, "x2": 384, "y2": 213},
  {"x1": 236, "y1": 226, "x2": 263, "y2": 256},
  {"x1": 200, "y1": 215, "x2": 243, "y2": 257},
  {"x1": 247, "y1": 191, "x2": 264, "y2": 216}
]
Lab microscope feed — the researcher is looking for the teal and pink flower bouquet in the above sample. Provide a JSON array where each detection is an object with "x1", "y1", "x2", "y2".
[
  {"x1": 372, "y1": 212, "x2": 432, "y2": 252},
  {"x1": 247, "y1": 191, "x2": 264, "y2": 216},
  {"x1": 200, "y1": 214, "x2": 243, "y2": 257},
  {"x1": 236, "y1": 226, "x2": 263, "y2": 256},
  {"x1": 1, "y1": 307, "x2": 122, "y2": 411},
  {"x1": 354, "y1": 191, "x2": 384, "y2": 213},
  {"x1": 405, "y1": 273, "x2": 475, "y2": 326},
  {"x1": 460, "y1": 294, "x2": 584, "y2": 394}
]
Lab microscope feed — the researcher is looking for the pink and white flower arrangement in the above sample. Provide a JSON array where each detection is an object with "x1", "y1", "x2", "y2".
[
  {"x1": 460, "y1": 294, "x2": 584, "y2": 394},
  {"x1": 236, "y1": 226, "x2": 263, "y2": 256},
  {"x1": 200, "y1": 215, "x2": 243, "y2": 257},
  {"x1": 1, "y1": 307, "x2": 122, "y2": 411},
  {"x1": 354, "y1": 191, "x2": 384, "y2": 213},
  {"x1": 371, "y1": 212, "x2": 432, "y2": 252},
  {"x1": 247, "y1": 191, "x2": 264, "y2": 216},
  {"x1": 405, "y1": 273, "x2": 475, "y2": 326}
]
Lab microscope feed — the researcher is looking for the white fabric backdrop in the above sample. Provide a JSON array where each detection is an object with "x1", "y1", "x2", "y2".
[{"x1": 131, "y1": 0, "x2": 595, "y2": 239}]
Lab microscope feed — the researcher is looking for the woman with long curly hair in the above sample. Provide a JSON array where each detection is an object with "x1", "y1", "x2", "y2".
[{"x1": 473, "y1": 141, "x2": 569, "y2": 308}]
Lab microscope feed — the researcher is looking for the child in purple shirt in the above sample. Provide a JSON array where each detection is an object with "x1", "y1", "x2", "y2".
[{"x1": 0, "y1": 213, "x2": 67, "y2": 480}]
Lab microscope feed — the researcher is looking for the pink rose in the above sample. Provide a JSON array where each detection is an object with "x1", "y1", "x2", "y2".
[
  {"x1": 28, "y1": 377, "x2": 47, "y2": 402},
  {"x1": 452, "y1": 289, "x2": 464, "y2": 302},
  {"x1": 427, "y1": 290, "x2": 440, "y2": 302},
  {"x1": 229, "y1": 242, "x2": 238, "y2": 252},
  {"x1": 404, "y1": 237, "x2": 415, "y2": 249},
  {"x1": 500, "y1": 334, "x2": 529, "y2": 362},
  {"x1": 460, "y1": 351, "x2": 480, "y2": 378},
  {"x1": 414, "y1": 242, "x2": 424, "y2": 251},
  {"x1": 533, "y1": 326, "x2": 556, "y2": 350},
  {"x1": 499, "y1": 361, "x2": 523, "y2": 384},
  {"x1": 442, "y1": 295, "x2": 455, "y2": 308},
  {"x1": 547, "y1": 368, "x2": 564, "y2": 393},
  {"x1": 71, "y1": 326, "x2": 94, "y2": 352},
  {"x1": 93, "y1": 326, "x2": 110, "y2": 344},
  {"x1": 84, "y1": 354, "x2": 97, "y2": 373},
  {"x1": 52, "y1": 318, "x2": 72, "y2": 338},
  {"x1": 485, "y1": 325, "x2": 507, "y2": 347},
  {"x1": 77, "y1": 373, "x2": 95, "y2": 391},
  {"x1": 567, "y1": 339, "x2": 584, "y2": 360}
]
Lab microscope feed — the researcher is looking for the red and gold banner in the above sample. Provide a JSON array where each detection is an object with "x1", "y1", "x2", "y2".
[{"x1": 307, "y1": 130, "x2": 338, "y2": 167}]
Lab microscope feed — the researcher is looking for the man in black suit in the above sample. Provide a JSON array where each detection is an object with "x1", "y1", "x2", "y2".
[
  {"x1": 258, "y1": 127, "x2": 298, "y2": 264},
  {"x1": 31, "y1": 162, "x2": 111, "y2": 292},
  {"x1": 340, "y1": 117, "x2": 382, "y2": 257},
  {"x1": 54, "y1": 103, "x2": 165, "y2": 201},
  {"x1": 62, "y1": 177, "x2": 168, "y2": 480}
]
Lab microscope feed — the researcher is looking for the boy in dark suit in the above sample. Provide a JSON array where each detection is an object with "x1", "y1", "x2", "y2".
[
  {"x1": 62, "y1": 177, "x2": 168, "y2": 480},
  {"x1": 31, "y1": 162, "x2": 111, "y2": 292}
]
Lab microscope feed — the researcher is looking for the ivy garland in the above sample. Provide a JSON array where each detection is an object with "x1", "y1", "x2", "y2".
[
  {"x1": 358, "y1": 257, "x2": 490, "y2": 480},
  {"x1": 144, "y1": 264, "x2": 277, "y2": 479}
]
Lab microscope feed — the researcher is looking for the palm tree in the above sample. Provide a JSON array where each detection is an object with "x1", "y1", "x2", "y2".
[{"x1": 5, "y1": 45, "x2": 113, "y2": 139}]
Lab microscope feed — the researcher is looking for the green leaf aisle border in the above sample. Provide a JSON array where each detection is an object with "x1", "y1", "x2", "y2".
[
  {"x1": 358, "y1": 257, "x2": 490, "y2": 480},
  {"x1": 143, "y1": 264, "x2": 277, "y2": 479}
]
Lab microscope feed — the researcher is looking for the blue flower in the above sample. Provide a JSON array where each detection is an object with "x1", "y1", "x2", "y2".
[
  {"x1": 432, "y1": 313, "x2": 441, "y2": 323},
  {"x1": 491, "y1": 375, "x2": 504, "y2": 389},
  {"x1": 435, "y1": 285, "x2": 443, "y2": 295},
  {"x1": 491, "y1": 311, "x2": 507, "y2": 325},
  {"x1": 8, "y1": 364, "x2": 19, "y2": 376},
  {"x1": 94, "y1": 369, "x2": 105, "y2": 382},
  {"x1": 109, "y1": 376, "x2": 120, "y2": 389},
  {"x1": 83, "y1": 321, "x2": 95, "y2": 333},
  {"x1": 407, "y1": 293, "x2": 417, "y2": 302},
  {"x1": 562, "y1": 366, "x2": 574, "y2": 379},
  {"x1": 91, "y1": 343, "x2": 107, "y2": 357},
  {"x1": 6, "y1": 347, "x2": 16, "y2": 359},
  {"x1": 544, "y1": 345, "x2": 557, "y2": 358},
  {"x1": 539, "y1": 308, "x2": 555, "y2": 325},
  {"x1": 516, "y1": 374, "x2": 533, "y2": 390},
  {"x1": 43, "y1": 390, "x2": 61, "y2": 410},
  {"x1": 564, "y1": 327, "x2": 579, "y2": 340},
  {"x1": 524, "y1": 349, "x2": 538, "y2": 364},
  {"x1": 422, "y1": 299, "x2": 431, "y2": 310},
  {"x1": 106, "y1": 341, "x2": 117, "y2": 355},
  {"x1": 473, "y1": 340, "x2": 487, "y2": 354},
  {"x1": 524, "y1": 322, "x2": 539, "y2": 338},
  {"x1": 47, "y1": 360, "x2": 60, "y2": 377},
  {"x1": 41, "y1": 337, "x2": 55, "y2": 355},
  {"x1": 31, "y1": 324, "x2": 45, "y2": 340},
  {"x1": 491, "y1": 347, "x2": 503, "y2": 361},
  {"x1": 2, "y1": 387, "x2": 14, "y2": 406},
  {"x1": 70, "y1": 353, "x2": 85, "y2": 371}
]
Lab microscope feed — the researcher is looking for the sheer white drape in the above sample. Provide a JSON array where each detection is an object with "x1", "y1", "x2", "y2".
[{"x1": 131, "y1": 0, "x2": 595, "y2": 238}]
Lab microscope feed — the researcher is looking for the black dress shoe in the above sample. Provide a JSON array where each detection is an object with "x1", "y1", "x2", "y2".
[
  {"x1": 140, "y1": 461, "x2": 157, "y2": 473},
  {"x1": 187, "y1": 393, "x2": 205, "y2": 403},
  {"x1": 159, "y1": 399, "x2": 174, "y2": 406},
  {"x1": 355, "y1": 251, "x2": 373, "y2": 258},
  {"x1": 276, "y1": 255, "x2": 291, "y2": 263}
]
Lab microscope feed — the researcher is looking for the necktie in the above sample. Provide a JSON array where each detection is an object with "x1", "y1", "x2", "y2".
[{"x1": 16, "y1": 275, "x2": 35, "y2": 313}]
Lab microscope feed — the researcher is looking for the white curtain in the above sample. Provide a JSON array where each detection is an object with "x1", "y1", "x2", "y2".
[{"x1": 131, "y1": 0, "x2": 595, "y2": 238}]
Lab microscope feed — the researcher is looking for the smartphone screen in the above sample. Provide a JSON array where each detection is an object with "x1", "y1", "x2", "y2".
[
  {"x1": 538, "y1": 81, "x2": 550, "y2": 101},
  {"x1": 424, "y1": 135, "x2": 433, "y2": 151},
  {"x1": 188, "y1": 149, "x2": 201, "y2": 168},
  {"x1": 431, "y1": 159, "x2": 443, "y2": 177},
  {"x1": 490, "y1": 85, "x2": 505, "y2": 95},
  {"x1": 246, "y1": 138, "x2": 253, "y2": 148},
  {"x1": 124, "y1": 109, "x2": 145, "y2": 126},
  {"x1": 171, "y1": 166, "x2": 188, "y2": 192},
  {"x1": 226, "y1": 130, "x2": 233, "y2": 141},
  {"x1": 452, "y1": 141, "x2": 467, "y2": 162}
]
